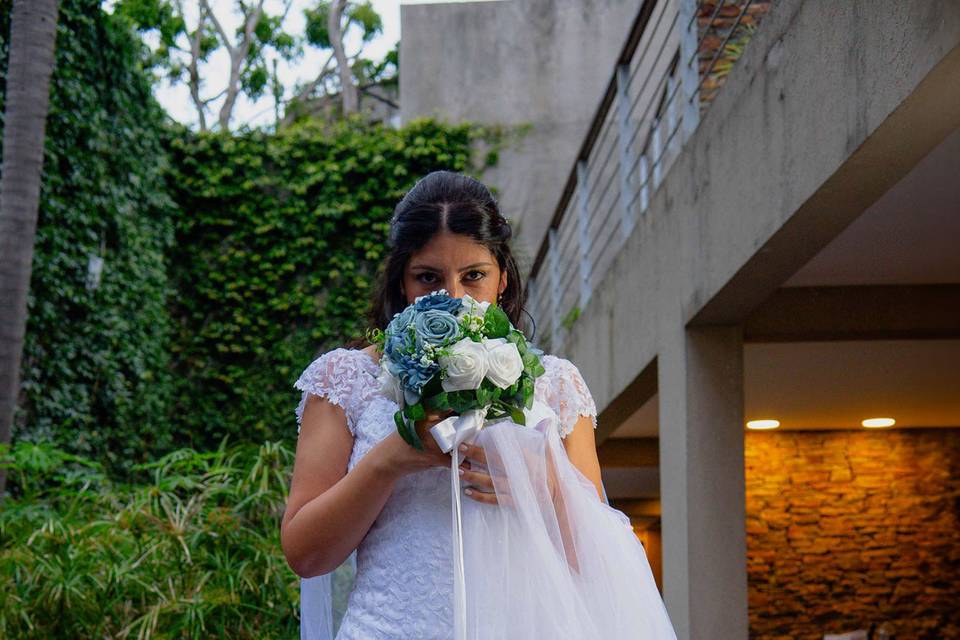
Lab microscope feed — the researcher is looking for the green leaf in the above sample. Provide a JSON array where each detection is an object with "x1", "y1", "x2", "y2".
[
  {"x1": 476, "y1": 385, "x2": 492, "y2": 406},
  {"x1": 404, "y1": 402, "x2": 426, "y2": 421},
  {"x1": 509, "y1": 405, "x2": 526, "y2": 426},
  {"x1": 395, "y1": 411, "x2": 424, "y2": 450},
  {"x1": 507, "y1": 329, "x2": 527, "y2": 354},
  {"x1": 448, "y1": 390, "x2": 478, "y2": 413},
  {"x1": 483, "y1": 304, "x2": 510, "y2": 338},
  {"x1": 425, "y1": 392, "x2": 449, "y2": 411},
  {"x1": 521, "y1": 351, "x2": 539, "y2": 369}
]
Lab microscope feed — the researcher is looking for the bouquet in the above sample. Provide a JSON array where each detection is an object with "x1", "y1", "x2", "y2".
[{"x1": 368, "y1": 290, "x2": 546, "y2": 450}]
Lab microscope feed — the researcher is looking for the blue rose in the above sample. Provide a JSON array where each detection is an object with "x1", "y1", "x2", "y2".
[
  {"x1": 392, "y1": 354, "x2": 439, "y2": 405},
  {"x1": 386, "y1": 305, "x2": 417, "y2": 337},
  {"x1": 384, "y1": 331, "x2": 413, "y2": 362},
  {"x1": 414, "y1": 291, "x2": 463, "y2": 315},
  {"x1": 414, "y1": 310, "x2": 461, "y2": 348}
]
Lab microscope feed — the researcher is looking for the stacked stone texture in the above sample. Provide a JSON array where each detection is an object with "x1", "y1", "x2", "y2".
[{"x1": 745, "y1": 428, "x2": 960, "y2": 640}]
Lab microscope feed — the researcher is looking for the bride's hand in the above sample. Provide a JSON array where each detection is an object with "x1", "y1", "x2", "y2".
[
  {"x1": 458, "y1": 439, "x2": 561, "y2": 507},
  {"x1": 371, "y1": 408, "x2": 454, "y2": 478},
  {"x1": 457, "y1": 443, "x2": 508, "y2": 507},
  {"x1": 414, "y1": 408, "x2": 455, "y2": 456}
]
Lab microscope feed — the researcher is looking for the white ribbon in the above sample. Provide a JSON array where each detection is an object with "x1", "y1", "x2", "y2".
[{"x1": 430, "y1": 407, "x2": 490, "y2": 640}]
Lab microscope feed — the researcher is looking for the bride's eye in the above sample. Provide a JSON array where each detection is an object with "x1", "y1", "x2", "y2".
[
  {"x1": 464, "y1": 270, "x2": 486, "y2": 282},
  {"x1": 416, "y1": 272, "x2": 438, "y2": 284}
]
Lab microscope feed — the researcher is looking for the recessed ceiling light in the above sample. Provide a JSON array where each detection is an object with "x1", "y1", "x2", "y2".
[
  {"x1": 862, "y1": 417, "x2": 896, "y2": 428},
  {"x1": 747, "y1": 419, "x2": 780, "y2": 430}
]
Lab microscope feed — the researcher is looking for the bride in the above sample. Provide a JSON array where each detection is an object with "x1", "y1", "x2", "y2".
[{"x1": 281, "y1": 170, "x2": 677, "y2": 639}]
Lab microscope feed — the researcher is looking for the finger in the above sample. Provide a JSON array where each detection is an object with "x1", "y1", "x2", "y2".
[
  {"x1": 458, "y1": 443, "x2": 487, "y2": 465},
  {"x1": 459, "y1": 468, "x2": 494, "y2": 491},
  {"x1": 464, "y1": 487, "x2": 498, "y2": 505}
]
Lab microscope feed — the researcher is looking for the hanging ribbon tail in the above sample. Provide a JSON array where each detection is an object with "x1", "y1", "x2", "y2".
[{"x1": 430, "y1": 409, "x2": 489, "y2": 640}]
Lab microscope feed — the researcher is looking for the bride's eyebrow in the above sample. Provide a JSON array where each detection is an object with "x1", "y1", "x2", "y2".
[{"x1": 409, "y1": 262, "x2": 494, "y2": 272}]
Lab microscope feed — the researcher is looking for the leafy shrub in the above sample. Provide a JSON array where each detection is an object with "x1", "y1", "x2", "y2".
[{"x1": 0, "y1": 439, "x2": 300, "y2": 638}]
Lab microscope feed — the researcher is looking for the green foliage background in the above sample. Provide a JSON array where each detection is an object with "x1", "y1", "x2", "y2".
[
  {"x1": 163, "y1": 117, "x2": 497, "y2": 452},
  {"x1": 0, "y1": 0, "x2": 179, "y2": 474},
  {"x1": 1, "y1": 0, "x2": 510, "y2": 476}
]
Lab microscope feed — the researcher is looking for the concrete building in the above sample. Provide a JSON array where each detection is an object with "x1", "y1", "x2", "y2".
[
  {"x1": 400, "y1": 0, "x2": 641, "y2": 273},
  {"x1": 401, "y1": 1, "x2": 960, "y2": 638}
]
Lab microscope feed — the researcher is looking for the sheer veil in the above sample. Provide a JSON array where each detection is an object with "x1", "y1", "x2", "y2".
[
  {"x1": 299, "y1": 398, "x2": 674, "y2": 640},
  {"x1": 300, "y1": 551, "x2": 356, "y2": 640}
]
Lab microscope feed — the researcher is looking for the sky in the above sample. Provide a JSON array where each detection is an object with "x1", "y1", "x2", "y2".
[{"x1": 108, "y1": 0, "x2": 403, "y2": 130}]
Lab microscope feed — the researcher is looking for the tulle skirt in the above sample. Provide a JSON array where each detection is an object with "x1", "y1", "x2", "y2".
[
  {"x1": 455, "y1": 400, "x2": 678, "y2": 639},
  {"x1": 300, "y1": 400, "x2": 678, "y2": 640}
]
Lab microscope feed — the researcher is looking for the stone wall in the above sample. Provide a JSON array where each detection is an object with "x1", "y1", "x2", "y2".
[{"x1": 745, "y1": 428, "x2": 960, "y2": 639}]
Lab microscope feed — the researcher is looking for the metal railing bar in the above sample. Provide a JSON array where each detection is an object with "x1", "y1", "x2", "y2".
[
  {"x1": 625, "y1": 9, "x2": 680, "y2": 116},
  {"x1": 623, "y1": 68, "x2": 682, "y2": 176},
  {"x1": 622, "y1": 2, "x2": 676, "y2": 101},
  {"x1": 624, "y1": 116, "x2": 684, "y2": 210},
  {"x1": 528, "y1": 0, "x2": 664, "y2": 281}
]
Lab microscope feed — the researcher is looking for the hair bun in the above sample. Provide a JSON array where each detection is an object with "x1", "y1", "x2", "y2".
[{"x1": 499, "y1": 219, "x2": 513, "y2": 241}]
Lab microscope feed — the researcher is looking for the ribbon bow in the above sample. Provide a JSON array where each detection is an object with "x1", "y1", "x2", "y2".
[{"x1": 430, "y1": 408, "x2": 491, "y2": 640}]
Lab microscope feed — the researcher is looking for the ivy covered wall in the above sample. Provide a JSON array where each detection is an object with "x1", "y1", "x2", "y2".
[
  {"x1": 0, "y1": 0, "x2": 179, "y2": 475},
  {"x1": 1, "y1": 0, "x2": 503, "y2": 474},
  {"x1": 163, "y1": 118, "x2": 496, "y2": 451}
]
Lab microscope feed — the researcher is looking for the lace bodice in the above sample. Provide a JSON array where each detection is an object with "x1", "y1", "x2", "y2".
[{"x1": 293, "y1": 347, "x2": 598, "y2": 639}]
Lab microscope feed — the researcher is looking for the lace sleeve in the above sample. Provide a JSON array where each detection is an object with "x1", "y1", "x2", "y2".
[
  {"x1": 293, "y1": 348, "x2": 364, "y2": 435},
  {"x1": 533, "y1": 354, "x2": 598, "y2": 438}
]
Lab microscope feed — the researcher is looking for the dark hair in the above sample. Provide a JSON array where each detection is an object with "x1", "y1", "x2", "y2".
[{"x1": 365, "y1": 170, "x2": 529, "y2": 337}]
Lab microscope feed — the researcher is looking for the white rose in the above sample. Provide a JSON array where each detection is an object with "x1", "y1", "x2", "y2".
[
  {"x1": 440, "y1": 338, "x2": 488, "y2": 392},
  {"x1": 456, "y1": 294, "x2": 489, "y2": 320},
  {"x1": 377, "y1": 359, "x2": 403, "y2": 406},
  {"x1": 482, "y1": 338, "x2": 524, "y2": 389}
]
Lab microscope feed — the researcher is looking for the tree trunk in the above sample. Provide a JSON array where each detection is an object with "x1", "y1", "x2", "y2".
[
  {"x1": 329, "y1": 0, "x2": 358, "y2": 115},
  {"x1": 0, "y1": 0, "x2": 61, "y2": 499}
]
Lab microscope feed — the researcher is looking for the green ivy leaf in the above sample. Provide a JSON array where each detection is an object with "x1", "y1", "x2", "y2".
[
  {"x1": 404, "y1": 401, "x2": 426, "y2": 421},
  {"x1": 483, "y1": 304, "x2": 510, "y2": 338},
  {"x1": 395, "y1": 411, "x2": 423, "y2": 450}
]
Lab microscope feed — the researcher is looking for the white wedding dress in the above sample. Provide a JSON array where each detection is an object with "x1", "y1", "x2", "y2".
[{"x1": 294, "y1": 347, "x2": 677, "y2": 640}]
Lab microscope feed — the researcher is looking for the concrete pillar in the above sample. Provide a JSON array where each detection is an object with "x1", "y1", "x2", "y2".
[{"x1": 657, "y1": 322, "x2": 747, "y2": 640}]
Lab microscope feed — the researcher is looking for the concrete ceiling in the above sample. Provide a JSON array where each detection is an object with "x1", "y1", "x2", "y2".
[{"x1": 785, "y1": 126, "x2": 960, "y2": 287}]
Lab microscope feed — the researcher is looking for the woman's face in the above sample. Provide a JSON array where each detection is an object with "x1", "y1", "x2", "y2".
[{"x1": 402, "y1": 231, "x2": 507, "y2": 306}]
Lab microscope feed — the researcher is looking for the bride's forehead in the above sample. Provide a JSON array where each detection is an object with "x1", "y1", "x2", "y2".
[{"x1": 409, "y1": 235, "x2": 495, "y2": 268}]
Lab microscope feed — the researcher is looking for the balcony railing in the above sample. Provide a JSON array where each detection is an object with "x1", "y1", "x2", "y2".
[{"x1": 526, "y1": 0, "x2": 772, "y2": 353}]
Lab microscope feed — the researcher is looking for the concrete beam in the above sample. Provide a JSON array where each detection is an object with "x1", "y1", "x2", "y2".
[
  {"x1": 744, "y1": 284, "x2": 960, "y2": 342},
  {"x1": 595, "y1": 357, "x2": 657, "y2": 444}
]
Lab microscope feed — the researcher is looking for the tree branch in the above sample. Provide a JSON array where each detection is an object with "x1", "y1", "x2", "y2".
[
  {"x1": 187, "y1": 1, "x2": 208, "y2": 131},
  {"x1": 199, "y1": 0, "x2": 234, "y2": 56},
  {"x1": 328, "y1": 0, "x2": 358, "y2": 115}
]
